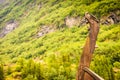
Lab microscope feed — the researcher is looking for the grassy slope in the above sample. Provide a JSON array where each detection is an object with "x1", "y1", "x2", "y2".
[{"x1": 0, "y1": 0, "x2": 120, "y2": 80}]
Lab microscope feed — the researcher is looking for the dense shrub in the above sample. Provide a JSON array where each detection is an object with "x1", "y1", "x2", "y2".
[
  {"x1": 21, "y1": 59, "x2": 44, "y2": 80},
  {"x1": 91, "y1": 55, "x2": 115, "y2": 80}
]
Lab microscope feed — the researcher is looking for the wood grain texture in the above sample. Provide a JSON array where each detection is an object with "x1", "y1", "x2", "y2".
[{"x1": 76, "y1": 12, "x2": 100, "y2": 80}]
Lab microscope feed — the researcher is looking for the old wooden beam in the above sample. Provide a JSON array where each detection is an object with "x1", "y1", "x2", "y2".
[
  {"x1": 83, "y1": 67, "x2": 104, "y2": 80},
  {"x1": 76, "y1": 12, "x2": 100, "y2": 80}
]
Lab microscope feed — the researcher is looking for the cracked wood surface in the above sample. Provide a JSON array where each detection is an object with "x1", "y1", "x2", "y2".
[{"x1": 76, "y1": 12, "x2": 100, "y2": 80}]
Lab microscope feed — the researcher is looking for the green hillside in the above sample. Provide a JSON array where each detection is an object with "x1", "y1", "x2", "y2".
[{"x1": 0, "y1": 0, "x2": 120, "y2": 80}]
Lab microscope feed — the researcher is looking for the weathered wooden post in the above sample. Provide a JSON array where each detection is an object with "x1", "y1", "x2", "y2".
[{"x1": 76, "y1": 12, "x2": 100, "y2": 80}]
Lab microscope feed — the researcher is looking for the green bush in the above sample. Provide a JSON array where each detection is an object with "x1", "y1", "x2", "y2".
[
  {"x1": 114, "y1": 62, "x2": 120, "y2": 69},
  {"x1": 21, "y1": 59, "x2": 44, "y2": 80},
  {"x1": 91, "y1": 55, "x2": 115, "y2": 80}
]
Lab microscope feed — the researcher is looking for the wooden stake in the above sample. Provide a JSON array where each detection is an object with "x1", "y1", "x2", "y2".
[{"x1": 76, "y1": 12, "x2": 100, "y2": 80}]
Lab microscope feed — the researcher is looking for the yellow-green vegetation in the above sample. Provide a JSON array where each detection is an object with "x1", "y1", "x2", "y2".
[
  {"x1": 0, "y1": 0, "x2": 120, "y2": 80},
  {"x1": 0, "y1": 64, "x2": 4, "y2": 80}
]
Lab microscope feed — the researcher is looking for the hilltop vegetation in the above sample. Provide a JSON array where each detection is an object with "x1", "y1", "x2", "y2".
[{"x1": 0, "y1": 0, "x2": 120, "y2": 80}]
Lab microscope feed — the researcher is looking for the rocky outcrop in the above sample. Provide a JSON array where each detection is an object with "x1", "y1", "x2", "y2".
[
  {"x1": 36, "y1": 25, "x2": 55, "y2": 38},
  {"x1": 0, "y1": 0, "x2": 5, "y2": 4},
  {"x1": 0, "y1": 20, "x2": 19, "y2": 38},
  {"x1": 101, "y1": 12, "x2": 120, "y2": 25},
  {"x1": 38, "y1": 2, "x2": 42, "y2": 10},
  {"x1": 65, "y1": 16, "x2": 80, "y2": 28}
]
